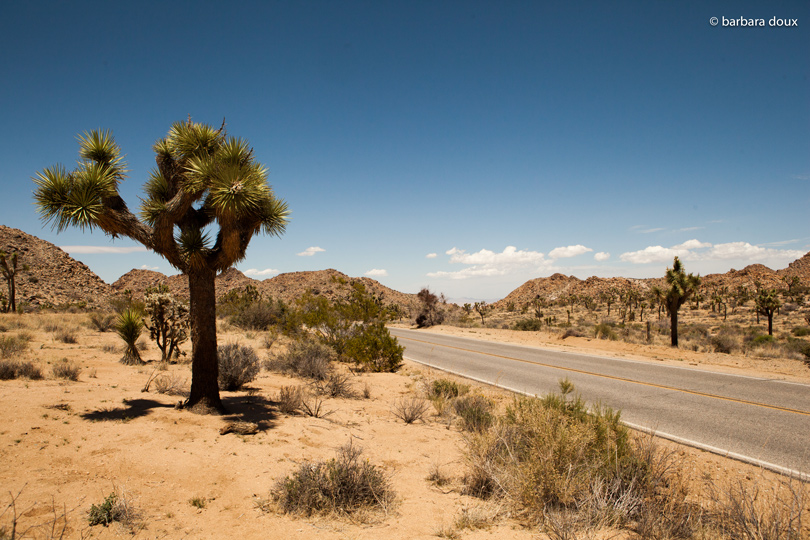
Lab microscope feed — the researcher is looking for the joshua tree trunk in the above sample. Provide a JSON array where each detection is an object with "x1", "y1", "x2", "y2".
[
  {"x1": 186, "y1": 268, "x2": 225, "y2": 414},
  {"x1": 670, "y1": 308, "x2": 679, "y2": 347}
]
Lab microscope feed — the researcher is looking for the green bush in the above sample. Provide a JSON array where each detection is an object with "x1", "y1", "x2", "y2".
[
  {"x1": 791, "y1": 326, "x2": 810, "y2": 337},
  {"x1": 272, "y1": 443, "x2": 394, "y2": 516},
  {"x1": 513, "y1": 318, "x2": 543, "y2": 331},
  {"x1": 88, "y1": 493, "x2": 117, "y2": 526},
  {"x1": 217, "y1": 343, "x2": 260, "y2": 390},
  {"x1": 342, "y1": 322, "x2": 404, "y2": 372},
  {"x1": 428, "y1": 378, "x2": 469, "y2": 400},
  {"x1": 230, "y1": 300, "x2": 287, "y2": 330}
]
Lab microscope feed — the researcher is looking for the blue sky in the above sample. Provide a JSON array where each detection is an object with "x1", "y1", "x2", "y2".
[{"x1": 1, "y1": 1, "x2": 808, "y2": 301}]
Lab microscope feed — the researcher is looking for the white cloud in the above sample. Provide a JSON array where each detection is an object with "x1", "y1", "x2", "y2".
[
  {"x1": 297, "y1": 246, "x2": 325, "y2": 257},
  {"x1": 640, "y1": 228, "x2": 665, "y2": 234},
  {"x1": 244, "y1": 268, "x2": 279, "y2": 276},
  {"x1": 428, "y1": 246, "x2": 548, "y2": 280},
  {"x1": 140, "y1": 264, "x2": 159, "y2": 271},
  {"x1": 673, "y1": 239, "x2": 712, "y2": 250},
  {"x1": 620, "y1": 239, "x2": 805, "y2": 266},
  {"x1": 594, "y1": 252, "x2": 611, "y2": 262},
  {"x1": 364, "y1": 269, "x2": 388, "y2": 277},
  {"x1": 425, "y1": 253, "x2": 438, "y2": 259},
  {"x1": 61, "y1": 245, "x2": 148, "y2": 254},
  {"x1": 620, "y1": 245, "x2": 692, "y2": 264},
  {"x1": 549, "y1": 245, "x2": 592, "y2": 259},
  {"x1": 678, "y1": 226, "x2": 704, "y2": 232}
]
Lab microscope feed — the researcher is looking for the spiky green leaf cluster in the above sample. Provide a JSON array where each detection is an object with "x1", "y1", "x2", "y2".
[
  {"x1": 663, "y1": 256, "x2": 700, "y2": 312},
  {"x1": 33, "y1": 130, "x2": 126, "y2": 232}
]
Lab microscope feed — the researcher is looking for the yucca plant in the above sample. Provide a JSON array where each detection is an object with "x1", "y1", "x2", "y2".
[
  {"x1": 116, "y1": 308, "x2": 144, "y2": 365},
  {"x1": 33, "y1": 119, "x2": 288, "y2": 413}
]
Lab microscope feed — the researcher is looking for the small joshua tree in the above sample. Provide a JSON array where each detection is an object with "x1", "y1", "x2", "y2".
[
  {"x1": 144, "y1": 288, "x2": 189, "y2": 362},
  {"x1": 662, "y1": 257, "x2": 700, "y2": 347},
  {"x1": 116, "y1": 308, "x2": 145, "y2": 365},
  {"x1": 755, "y1": 288, "x2": 781, "y2": 336},
  {"x1": 474, "y1": 301, "x2": 491, "y2": 325},
  {"x1": 0, "y1": 250, "x2": 29, "y2": 313}
]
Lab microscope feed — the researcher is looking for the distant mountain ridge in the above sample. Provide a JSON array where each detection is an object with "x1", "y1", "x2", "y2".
[{"x1": 2, "y1": 225, "x2": 808, "y2": 312}]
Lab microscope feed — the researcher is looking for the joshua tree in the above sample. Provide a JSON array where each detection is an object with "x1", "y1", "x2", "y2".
[
  {"x1": 662, "y1": 257, "x2": 700, "y2": 347},
  {"x1": 0, "y1": 250, "x2": 29, "y2": 313},
  {"x1": 33, "y1": 120, "x2": 288, "y2": 413},
  {"x1": 474, "y1": 301, "x2": 491, "y2": 325},
  {"x1": 755, "y1": 288, "x2": 781, "y2": 336}
]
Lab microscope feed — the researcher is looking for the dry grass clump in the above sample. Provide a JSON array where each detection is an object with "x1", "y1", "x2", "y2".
[
  {"x1": 312, "y1": 371, "x2": 354, "y2": 398},
  {"x1": 152, "y1": 373, "x2": 189, "y2": 396},
  {"x1": 54, "y1": 326, "x2": 79, "y2": 344},
  {"x1": 276, "y1": 385, "x2": 304, "y2": 415},
  {"x1": 452, "y1": 394, "x2": 494, "y2": 432},
  {"x1": 51, "y1": 358, "x2": 81, "y2": 381},
  {"x1": 391, "y1": 396, "x2": 430, "y2": 424},
  {"x1": 0, "y1": 333, "x2": 31, "y2": 358},
  {"x1": 0, "y1": 359, "x2": 43, "y2": 380},
  {"x1": 272, "y1": 442, "x2": 394, "y2": 518}
]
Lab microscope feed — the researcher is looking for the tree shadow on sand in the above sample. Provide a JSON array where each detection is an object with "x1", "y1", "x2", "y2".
[
  {"x1": 221, "y1": 392, "x2": 278, "y2": 431},
  {"x1": 80, "y1": 398, "x2": 172, "y2": 422}
]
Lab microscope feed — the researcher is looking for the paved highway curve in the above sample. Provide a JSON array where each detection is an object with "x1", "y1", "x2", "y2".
[{"x1": 389, "y1": 328, "x2": 810, "y2": 479}]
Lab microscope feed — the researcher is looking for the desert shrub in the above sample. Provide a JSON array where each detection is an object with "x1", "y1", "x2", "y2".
[
  {"x1": 462, "y1": 381, "x2": 638, "y2": 518},
  {"x1": 299, "y1": 392, "x2": 331, "y2": 418},
  {"x1": 513, "y1": 318, "x2": 543, "y2": 331},
  {"x1": 217, "y1": 343, "x2": 260, "y2": 391},
  {"x1": 87, "y1": 490, "x2": 137, "y2": 527},
  {"x1": 88, "y1": 312, "x2": 116, "y2": 332},
  {"x1": 272, "y1": 443, "x2": 394, "y2": 517},
  {"x1": 52, "y1": 358, "x2": 81, "y2": 381},
  {"x1": 561, "y1": 327, "x2": 585, "y2": 339},
  {"x1": 790, "y1": 326, "x2": 810, "y2": 337},
  {"x1": 750, "y1": 334, "x2": 775, "y2": 347},
  {"x1": 230, "y1": 299, "x2": 287, "y2": 330},
  {"x1": 428, "y1": 378, "x2": 469, "y2": 400},
  {"x1": 452, "y1": 394, "x2": 494, "y2": 432},
  {"x1": 0, "y1": 359, "x2": 43, "y2": 380},
  {"x1": 391, "y1": 396, "x2": 430, "y2": 424},
  {"x1": 784, "y1": 337, "x2": 810, "y2": 361},
  {"x1": 711, "y1": 330, "x2": 740, "y2": 354},
  {"x1": 277, "y1": 385, "x2": 304, "y2": 414},
  {"x1": 594, "y1": 322, "x2": 618, "y2": 341},
  {"x1": 55, "y1": 326, "x2": 78, "y2": 344},
  {"x1": 342, "y1": 322, "x2": 404, "y2": 372},
  {"x1": 0, "y1": 334, "x2": 29, "y2": 358},
  {"x1": 268, "y1": 339, "x2": 334, "y2": 380}
]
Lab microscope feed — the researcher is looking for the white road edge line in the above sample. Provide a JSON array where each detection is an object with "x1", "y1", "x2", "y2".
[{"x1": 403, "y1": 355, "x2": 810, "y2": 482}]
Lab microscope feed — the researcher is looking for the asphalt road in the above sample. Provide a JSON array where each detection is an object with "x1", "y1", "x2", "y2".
[{"x1": 389, "y1": 328, "x2": 810, "y2": 478}]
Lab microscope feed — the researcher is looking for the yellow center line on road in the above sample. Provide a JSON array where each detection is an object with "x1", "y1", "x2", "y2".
[{"x1": 397, "y1": 335, "x2": 810, "y2": 417}]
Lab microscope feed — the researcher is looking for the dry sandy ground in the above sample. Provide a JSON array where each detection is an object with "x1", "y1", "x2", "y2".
[{"x1": 1, "y1": 313, "x2": 808, "y2": 539}]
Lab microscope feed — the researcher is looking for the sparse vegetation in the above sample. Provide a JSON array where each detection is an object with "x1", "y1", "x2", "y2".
[
  {"x1": 88, "y1": 311, "x2": 115, "y2": 332},
  {"x1": 217, "y1": 343, "x2": 260, "y2": 391},
  {"x1": 0, "y1": 359, "x2": 43, "y2": 380},
  {"x1": 0, "y1": 334, "x2": 30, "y2": 358},
  {"x1": 391, "y1": 396, "x2": 430, "y2": 424},
  {"x1": 272, "y1": 442, "x2": 394, "y2": 517},
  {"x1": 51, "y1": 358, "x2": 81, "y2": 381},
  {"x1": 267, "y1": 338, "x2": 334, "y2": 380}
]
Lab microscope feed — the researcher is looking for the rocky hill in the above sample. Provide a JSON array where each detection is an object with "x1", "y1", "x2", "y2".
[
  {"x1": 0, "y1": 225, "x2": 112, "y2": 308},
  {"x1": 112, "y1": 267, "x2": 422, "y2": 315},
  {"x1": 494, "y1": 254, "x2": 810, "y2": 310}
]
